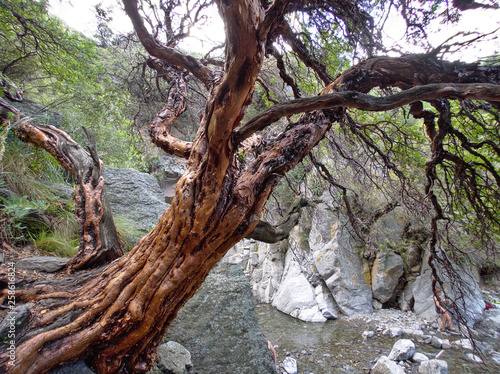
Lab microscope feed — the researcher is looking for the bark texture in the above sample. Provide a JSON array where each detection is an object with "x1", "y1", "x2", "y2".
[
  {"x1": 0, "y1": 1, "x2": 499, "y2": 373},
  {"x1": 0, "y1": 98, "x2": 122, "y2": 272}
]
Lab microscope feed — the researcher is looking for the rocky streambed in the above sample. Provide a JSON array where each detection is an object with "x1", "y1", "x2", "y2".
[{"x1": 256, "y1": 304, "x2": 500, "y2": 374}]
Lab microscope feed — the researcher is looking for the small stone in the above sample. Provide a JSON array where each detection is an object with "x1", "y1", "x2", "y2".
[
  {"x1": 282, "y1": 357, "x2": 298, "y2": 374},
  {"x1": 430, "y1": 336, "x2": 443, "y2": 349},
  {"x1": 412, "y1": 352, "x2": 429, "y2": 363},
  {"x1": 362, "y1": 330, "x2": 375, "y2": 340},
  {"x1": 441, "y1": 339, "x2": 452, "y2": 349},
  {"x1": 465, "y1": 353, "x2": 483, "y2": 364}
]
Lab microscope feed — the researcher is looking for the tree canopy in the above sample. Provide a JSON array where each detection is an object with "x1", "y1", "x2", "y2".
[{"x1": 0, "y1": 0, "x2": 499, "y2": 373}]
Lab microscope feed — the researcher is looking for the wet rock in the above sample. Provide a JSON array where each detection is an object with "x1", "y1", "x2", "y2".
[
  {"x1": 388, "y1": 339, "x2": 415, "y2": 361},
  {"x1": 418, "y1": 359, "x2": 448, "y2": 374},
  {"x1": 371, "y1": 355, "x2": 405, "y2": 374},
  {"x1": 15, "y1": 256, "x2": 69, "y2": 273},
  {"x1": 147, "y1": 341, "x2": 193, "y2": 374},
  {"x1": 371, "y1": 251, "x2": 404, "y2": 304}
]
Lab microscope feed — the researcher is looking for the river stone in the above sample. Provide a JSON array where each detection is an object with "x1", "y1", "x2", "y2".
[
  {"x1": 102, "y1": 167, "x2": 169, "y2": 242},
  {"x1": 388, "y1": 339, "x2": 415, "y2": 361},
  {"x1": 147, "y1": 341, "x2": 193, "y2": 374},
  {"x1": 371, "y1": 355, "x2": 405, "y2": 374},
  {"x1": 430, "y1": 336, "x2": 443, "y2": 349},
  {"x1": 282, "y1": 357, "x2": 298, "y2": 374},
  {"x1": 15, "y1": 256, "x2": 69, "y2": 273},
  {"x1": 418, "y1": 359, "x2": 448, "y2": 374},
  {"x1": 371, "y1": 251, "x2": 404, "y2": 304},
  {"x1": 412, "y1": 353, "x2": 429, "y2": 363},
  {"x1": 163, "y1": 262, "x2": 276, "y2": 374},
  {"x1": 308, "y1": 198, "x2": 373, "y2": 316},
  {"x1": 272, "y1": 250, "x2": 327, "y2": 322}
]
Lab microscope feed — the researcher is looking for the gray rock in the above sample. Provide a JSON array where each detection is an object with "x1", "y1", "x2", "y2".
[
  {"x1": 371, "y1": 355, "x2": 405, "y2": 374},
  {"x1": 308, "y1": 197, "x2": 373, "y2": 316},
  {"x1": 465, "y1": 353, "x2": 483, "y2": 364},
  {"x1": 430, "y1": 336, "x2": 443, "y2": 349},
  {"x1": 453, "y1": 338, "x2": 473, "y2": 350},
  {"x1": 102, "y1": 167, "x2": 169, "y2": 242},
  {"x1": 476, "y1": 309, "x2": 500, "y2": 338},
  {"x1": 11, "y1": 98, "x2": 63, "y2": 126},
  {"x1": 412, "y1": 352, "x2": 429, "y2": 363},
  {"x1": 43, "y1": 181, "x2": 75, "y2": 201},
  {"x1": 441, "y1": 339, "x2": 452, "y2": 349},
  {"x1": 418, "y1": 359, "x2": 448, "y2": 374},
  {"x1": 164, "y1": 262, "x2": 276, "y2": 374},
  {"x1": 282, "y1": 357, "x2": 298, "y2": 374},
  {"x1": 271, "y1": 249, "x2": 327, "y2": 322},
  {"x1": 150, "y1": 155, "x2": 186, "y2": 204},
  {"x1": 362, "y1": 330, "x2": 375, "y2": 340},
  {"x1": 388, "y1": 339, "x2": 415, "y2": 361},
  {"x1": 412, "y1": 250, "x2": 484, "y2": 327},
  {"x1": 371, "y1": 251, "x2": 404, "y2": 304},
  {"x1": 383, "y1": 327, "x2": 403, "y2": 338},
  {"x1": 148, "y1": 341, "x2": 193, "y2": 374},
  {"x1": 0, "y1": 304, "x2": 32, "y2": 340},
  {"x1": 15, "y1": 256, "x2": 69, "y2": 273},
  {"x1": 48, "y1": 361, "x2": 95, "y2": 374}
]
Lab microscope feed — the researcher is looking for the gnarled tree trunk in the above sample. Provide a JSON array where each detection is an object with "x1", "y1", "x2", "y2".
[
  {"x1": 1, "y1": 0, "x2": 500, "y2": 373},
  {"x1": 0, "y1": 98, "x2": 122, "y2": 272}
]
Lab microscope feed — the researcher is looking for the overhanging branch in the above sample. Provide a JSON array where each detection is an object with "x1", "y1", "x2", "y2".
[{"x1": 235, "y1": 83, "x2": 500, "y2": 143}]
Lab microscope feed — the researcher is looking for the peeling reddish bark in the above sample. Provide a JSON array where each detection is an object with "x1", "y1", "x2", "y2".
[
  {"x1": 1, "y1": 1, "x2": 499, "y2": 373},
  {"x1": 0, "y1": 98, "x2": 122, "y2": 272}
]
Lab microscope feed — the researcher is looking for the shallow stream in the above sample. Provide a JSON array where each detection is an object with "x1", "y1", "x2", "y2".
[{"x1": 255, "y1": 304, "x2": 499, "y2": 374}]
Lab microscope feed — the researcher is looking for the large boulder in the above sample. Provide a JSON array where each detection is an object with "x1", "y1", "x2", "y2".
[
  {"x1": 271, "y1": 249, "x2": 327, "y2": 322},
  {"x1": 102, "y1": 167, "x2": 169, "y2": 243},
  {"x1": 309, "y1": 199, "x2": 373, "y2": 316},
  {"x1": 163, "y1": 262, "x2": 276, "y2": 374},
  {"x1": 371, "y1": 251, "x2": 405, "y2": 304}
]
